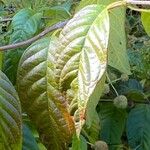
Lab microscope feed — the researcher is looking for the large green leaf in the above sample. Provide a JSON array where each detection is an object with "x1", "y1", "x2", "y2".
[
  {"x1": 22, "y1": 123, "x2": 39, "y2": 150},
  {"x1": 141, "y1": 12, "x2": 150, "y2": 36},
  {"x1": 127, "y1": 104, "x2": 150, "y2": 150},
  {"x1": 98, "y1": 103, "x2": 127, "y2": 149},
  {"x1": 0, "y1": 70, "x2": 22, "y2": 150},
  {"x1": 3, "y1": 8, "x2": 42, "y2": 84},
  {"x1": 54, "y1": 5, "x2": 109, "y2": 132},
  {"x1": 100, "y1": 0, "x2": 131, "y2": 74},
  {"x1": 17, "y1": 37, "x2": 74, "y2": 150},
  {"x1": 108, "y1": 5, "x2": 131, "y2": 75}
]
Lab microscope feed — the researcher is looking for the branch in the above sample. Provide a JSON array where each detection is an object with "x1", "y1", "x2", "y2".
[
  {"x1": 126, "y1": 0, "x2": 150, "y2": 5},
  {"x1": 0, "y1": 20, "x2": 68, "y2": 51},
  {"x1": 0, "y1": 17, "x2": 53, "y2": 23}
]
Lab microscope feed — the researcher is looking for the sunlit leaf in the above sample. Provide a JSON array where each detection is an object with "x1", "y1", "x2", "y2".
[
  {"x1": 54, "y1": 5, "x2": 109, "y2": 133},
  {"x1": 141, "y1": 12, "x2": 150, "y2": 36},
  {"x1": 98, "y1": 103, "x2": 127, "y2": 149}
]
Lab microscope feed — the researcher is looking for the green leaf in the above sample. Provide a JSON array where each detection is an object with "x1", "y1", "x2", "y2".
[
  {"x1": 127, "y1": 104, "x2": 150, "y2": 150},
  {"x1": 0, "y1": 70, "x2": 22, "y2": 150},
  {"x1": 22, "y1": 123, "x2": 39, "y2": 150},
  {"x1": 141, "y1": 12, "x2": 150, "y2": 36},
  {"x1": 71, "y1": 134, "x2": 87, "y2": 150},
  {"x1": 17, "y1": 37, "x2": 74, "y2": 150},
  {"x1": 0, "y1": 52, "x2": 2, "y2": 70},
  {"x1": 108, "y1": 6, "x2": 131, "y2": 75},
  {"x1": 76, "y1": 0, "x2": 97, "y2": 12},
  {"x1": 44, "y1": 0, "x2": 72, "y2": 26},
  {"x1": 86, "y1": 74, "x2": 106, "y2": 127},
  {"x1": 10, "y1": 9, "x2": 42, "y2": 42},
  {"x1": 99, "y1": 0, "x2": 131, "y2": 74},
  {"x1": 117, "y1": 79, "x2": 145, "y2": 102},
  {"x1": 98, "y1": 103, "x2": 127, "y2": 149},
  {"x1": 3, "y1": 8, "x2": 42, "y2": 84},
  {"x1": 83, "y1": 111, "x2": 100, "y2": 144},
  {"x1": 55, "y1": 5, "x2": 109, "y2": 133},
  {"x1": 98, "y1": 0, "x2": 117, "y2": 5}
]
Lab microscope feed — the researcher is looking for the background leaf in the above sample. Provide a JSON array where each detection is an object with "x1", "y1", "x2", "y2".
[
  {"x1": 127, "y1": 104, "x2": 150, "y2": 150},
  {"x1": 141, "y1": 12, "x2": 150, "y2": 36},
  {"x1": 0, "y1": 52, "x2": 2, "y2": 69},
  {"x1": 83, "y1": 111, "x2": 100, "y2": 144},
  {"x1": 0, "y1": 70, "x2": 22, "y2": 150},
  {"x1": 3, "y1": 8, "x2": 42, "y2": 84},
  {"x1": 44, "y1": 0, "x2": 72, "y2": 26},
  {"x1": 71, "y1": 134, "x2": 87, "y2": 150},
  {"x1": 75, "y1": 0, "x2": 97, "y2": 12},
  {"x1": 22, "y1": 123, "x2": 39, "y2": 150},
  {"x1": 98, "y1": 102, "x2": 127, "y2": 149},
  {"x1": 117, "y1": 79, "x2": 145, "y2": 102}
]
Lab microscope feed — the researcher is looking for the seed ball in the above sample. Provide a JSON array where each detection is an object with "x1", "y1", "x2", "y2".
[
  {"x1": 121, "y1": 74, "x2": 129, "y2": 81},
  {"x1": 113, "y1": 95, "x2": 128, "y2": 109},
  {"x1": 92, "y1": 141, "x2": 108, "y2": 150}
]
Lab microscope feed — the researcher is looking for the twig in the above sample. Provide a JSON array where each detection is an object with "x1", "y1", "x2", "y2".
[
  {"x1": 0, "y1": 20, "x2": 68, "y2": 51},
  {"x1": 126, "y1": 0, "x2": 150, "y2": 6},
  {"x1": 0, "y1": 18, "x2": 12, "y2": 23},
  {"x1": 0, "y1": 17, "x2": 53, "y2": 23},
  {"x1": 106, "y1": 72, "x2": 119, "y2": 96}
]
